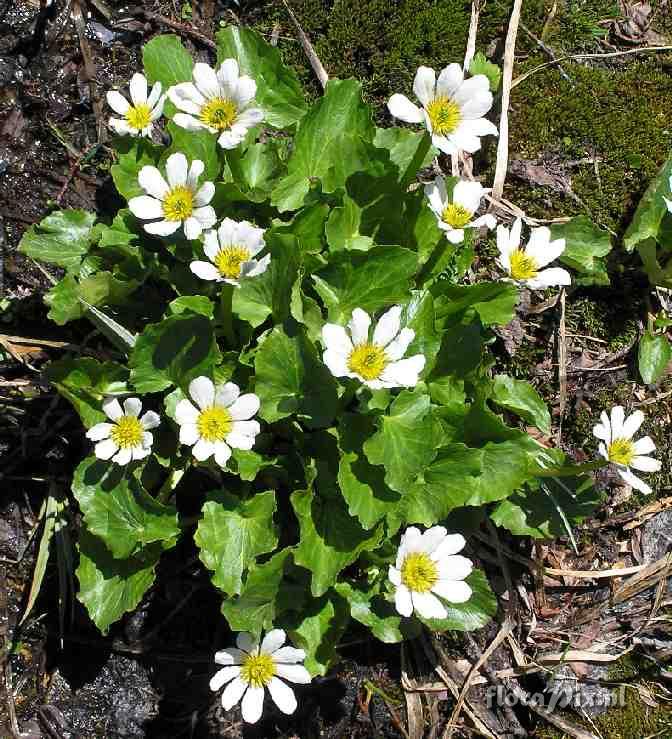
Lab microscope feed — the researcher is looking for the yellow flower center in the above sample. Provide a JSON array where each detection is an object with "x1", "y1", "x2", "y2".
[
  {"x1": 196, "y1": 406, "x2": 233, "y2": 442},
  {"x1": 607, "y1": 437, "x2": 635, "y2": 466},
  {"x1": 240, "y1": 652, "x2": 275, "y2": 688},
  {"x1": 347, "y1": 343, "x2": 388, "y2": 381},
  {"x1": 214, "y1": 246, "x2": 251, "y2": 280},
  {"x1": 199, "y1": 97, "x2": 238, "y2": 131},
  {"x1": 401, "y1": 552, "x2": 438, "y2": 593},
  {"x1": 509, "y1": 249, "x2": 539, "y2": 281},
  {"x1": 109, "y1": 415, "x2": 143, "y2": 449},
  {"x1": 442, "y1": 203, "x2": 473, "y2": 229},
  {"x1": 162, "y1": 186, "x2": 194, "y2": 222},
  {"x1": 125, "y1": 103, "x2": 152, "y2": 131},
  {"x1": 426, "y1": 96, "x2": 461, "y2": 136}
]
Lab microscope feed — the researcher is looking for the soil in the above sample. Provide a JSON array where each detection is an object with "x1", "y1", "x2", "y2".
[{"x1": 1, "y1": 1, "x2": 672, "y2": 737}]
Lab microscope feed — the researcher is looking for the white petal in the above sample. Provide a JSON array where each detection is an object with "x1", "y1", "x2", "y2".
[
  {"x1": 203, "y1": 229, "x2": 221, "y2": 259},
  {"x1": 322, "y1": 323, "x2": 354, "y2": 355},
  {"x1": 385, "y1": 328, "x2": 415, "y2": 361},
  {"x1": 108, "y1": 118, "x2": 134, "y2": 136},
  {"x1": 106, "y1": 90, "x2": 129, "y2": 115},
  {"x1": 454, "y1": 74, "x2": 490, "y2": 105},
  {"x1": 194, "y1": 181, "x2": 215, "y2": 207},
  {"x1": 419, "y1": 526, "x2": 447, "y2": 553},
  {"x1": 437, "y1": 554, "x2": 473, "y2": 581},
  {"x1": 129, "y1": 73, "x2": 148, "y2": 105},
  {"x1": 527, "y1": 232, "x2": 565, "y2": 269},
  {"x1": 234, "y1": 76, "x2": 257, "y2": 106},
  {"x1": 234, "y1": 107, "x2": 264, "y2": 128},
  {"x1": 132, "y1": 445, "x2": 151, "y2": 461},
  {"x1": 633, "y1": 436, "x2": 655, "y2": 455},
  {"x1": 140, "y1": 411, "x2": 160, "y2": 430},
  {"x1": 86, "y1": 423, "x2": 112, "y2": 441},
  {"x1": 394, "y1": 584, "x2": 413, "y2": 617},
  {"x1": 432, "y1": 579, "x2": 472, "y2": 603},
  {"x1": 175, "y1": 399, "x2": 199, "y2": 425},
  {"x1": 593, "y1": 423, "x2": 611, "y2": 443},
  {"x1": 193, "y1": 438, "x2": 215, "y2": 461},
  {"x1": 123, "y1": 397, "x2": 142, "y2": 417},
  {"x1": 189, "y1": 376, "x2": 215, "y2": 409},
  {"x1": 622, "y1": 410, "x2": 645, "y2": 440},
  {"x1": 215, "y1": 647, "x2": 246, "y2": 665},
  {"x1": 445, "y1": 228, "x2": 465, "y2": 243},
  {"x1": 273, "y1": 663, "x2": 311, "y2": 685},
  {"x1": 193, "y1": 62, "x2": 222, "y2": 99},
  {"x1": 610, "y1": 406, "x2": 626, "y2": 439},
  {"x1": 221, "y1": 676, "x2": 247, "y2": 710},
  {"x1": 413, "y1": 66, "x2": 436, "y2": 106},
  {"x1": 94, "y1": 438, "x2": 118, "y2": 460},
  {"x1": 230, "y1": 420, "x2": 260, "y2": 437},
  {"x1": 424, "y1": 178, "x2": 447, "y2": 216},
  {"x1": 345, "y1": 309, "x2": 372, "y2": 347},
  {"x1": 458, "y1": 89, "x2": 494, "y2": 119},
  {"x1": 179, "y1": 423, "x2": 199, "y2": 446},
  {"x1": 465, "y1": 116, "x2": 498, "y2": 137},
  {"x1": 267, "y1": 677, "x2": 297, "y2": 715},
  {"x1": 243, "y1": 254, "x2": 270, "y2": 278},
  {"x1": 138, "y1": 166, "x2": 169, "y2": 200},
  {"x1": 147, "y1": 81, "x2": 163, "y2": 109},
  {"x1": 452, "y1": 179, "x2": 485, "y2": 214},
  {"x1": 186, "y1": 159, "x2": 205, "y2": 190},
  {"x1": 128, "y1": 195, "x2": 163, "y2": 220},
  {"x1": 527, "y1": 267, "x2": 571, "y2": 289},
  {"x1": 379, "y1": 355, "x2": 426, "y2": 387},
  {"x1": 113, "y1": 447, "x2": 133, "y2": 466},
  {"x1": 412, "y1": 591, "x2": 447, "y2": 620},
  {"x1": 103, "y1": 397, "x2": 123, "y2": 421},
  {"x1": 210, "y1": 665, "x2": 241, "y2": 692},
  {"x1": 630, "y1": 456, "x2": 661, "y2": 472},
  {"x1": 228, "y1": 394, "x2": 260, "y2": 421},
  {"x1": 218, "y1": 128, "x2": 247, "y2": 149},
  {"x1": 448, "y1": 126, "x2": 481, "y2": 154},
  {"x1": 272, "y1": 647, "x2": 306, "y2": 664},
  {"x1": 241, "y1": 685, "x2": 265, "y2": 724},
  {"x1": 617, "y1": 467, "x2": 652, "y2": 495},
  {"x1": 431, "y1": 133, "x2": 457, "y2": 155},
  {"x1": 217, "y1": 58, "x2": 240, "y2": 91},
  {"x1": 165, "y1": 152, "x2": 188, "y2": 187},
  {"x1": 387, "y1": 94, "x2": 424, "y2": 123},
  {"x1": 388, "y1": 566, "x2": 401, "y2": 586},
  {"x1": 323, "y1": 350, "x2": 350, "y2": 378},
  {"x1": 261, "y1": 629, "x2": 286, "y2": 654},
  {"x1": 236, "y1": 633, "x2": 256, "y2": 653},
  {"x1": 213, "y1": 441, "x2": 232, "y2": 467},
  {"x1": 190, "y1": 261, "x2": 222, "y2": 281},
  {"x1": 373, "y1": 305, "x2": 402, "y2": 347},
  {"x1": 397, "y1": 526, "x2": 422, "y2": 566},
  {"x1": 598, "y1": 441, "x2": 609, "y2": 461},
  {"x1": 226, "y1": 432, "x2": 255, "y2": 451},
  {"x1": 168, "y1": 82, "x2": 206, "y2": 114},
  {"x1": 183, "y1": 216, "x2": 203, "y2": 241},
  {"x1": 172, "y1": 113, "x2": 210, "y2": 131},
  {"x1": 431, "y1": 533, "x2": 466, "y2": 559},
  {"x1": 436, "y1": 63, "x2": 464, "y2": 98},
  {"x1": 193, "y1": 205, "x2": 217, "y2": 229},
  {"x1": 215, "y1": 382, "x2": 240, "y2": 408}
]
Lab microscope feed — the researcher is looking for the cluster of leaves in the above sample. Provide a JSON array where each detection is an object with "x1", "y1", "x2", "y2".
[
  {"x1": 622, "y1": 152, "x2": 672, "y2": 384},
  {"x1": 20, "y1": 28, "x2": 602, "y2": 673}
]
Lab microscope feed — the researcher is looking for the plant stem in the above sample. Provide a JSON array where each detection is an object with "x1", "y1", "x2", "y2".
[
  {"x1": 400, "y1": 132, "x2": 431, "y2": 191},
  {"x1": 219, "y1": 284, "x2": 236, "y2": 347}
]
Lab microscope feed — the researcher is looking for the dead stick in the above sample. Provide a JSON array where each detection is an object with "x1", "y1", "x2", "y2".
[
  {"x1": 491, "y1": 0, "x2": 523, "y2": 202},
  {"x1": 463, "y1": 0, "x2": 483, "y2": 70},
  {"x1": 281, "y1": 0, "x2": 328, "y2": 89}
]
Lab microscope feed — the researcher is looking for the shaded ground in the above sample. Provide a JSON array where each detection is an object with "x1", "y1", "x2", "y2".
[{"x1": 1, "y1": 0, "x2": 672, "y2": 737}]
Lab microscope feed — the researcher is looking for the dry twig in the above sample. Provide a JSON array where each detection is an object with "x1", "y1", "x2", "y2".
[{"x1": 281, "y1": 0, "x2": 328, "y2": 89}]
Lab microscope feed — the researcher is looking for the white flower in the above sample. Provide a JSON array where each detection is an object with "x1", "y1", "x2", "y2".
[
  {"x1": 389, "y1": 526, "x2": 473, "y2": 620},
  {"x1": 86, "y1": 397, "x2": 160, "y2": 466},
  {"x1": 175, "y1": 376, "x2": 260, "y2": 468},
  {"x1": 210, "y1": 629, "x2": 311, "y2": 724},
  {"x1": 190, "y1": 218, "x2": 270, "y2": 286},
  {"x1": 425, "y1": 177, "x2": 496, "y2": 243},
  {"x1": 167, "y1": 59, "x2": 264, "y2": 150},
  {"x1": 322, "y1": 306, "x2": 425, "y2": 389},
  {"x1": 496, "y1": 218, "x2": 571, "y2": 289},
  {"x1": 106, "y1": 73, "x2": 165, "y2": 137},
  {"x1": 664, "y1": 174, "x2": 672, "y2": 213},
  {"x1": 387, "y1": 64, "x2": 498, "y2": 155},
  {"x1": 128, "y1": 152, "x2": 216, "y2": 239},
  {"x1": 593, "y1": 406, "x2": 660, "y2": 495}
]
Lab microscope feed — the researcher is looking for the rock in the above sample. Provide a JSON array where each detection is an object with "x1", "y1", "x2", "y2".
[{"x1": 641, "y1": 510, "x2": 672, "y2": 563}]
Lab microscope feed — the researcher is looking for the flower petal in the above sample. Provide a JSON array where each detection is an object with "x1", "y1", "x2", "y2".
[
  {"x1": 418, "y1": 526, "x2": 447, "y2": 553},
  {"x1": 372, "y1": 305, "x2": 402, "y2": 347},
  {"x1": 189, "y1": 376, "x2": 215, "y2": 409},
  {"x1": 172, "y1": 113, "x2": 209, "y2": 131},
  {"x1": 394, "y1": 584, "x2": 413, "y2": 617},
  {"x1": 387, "y1": 94, "x2": 424, "y2": 123},
  {"x1": 323, "y1": 350, "x2": 350, "y2": 378},
  {"x1": 221, "y1": 676, "x2": 247, "y2": 710},
  {"x1": 236, "y1": 632, "x2": 256, "y2": 653},
  {"x1": 210, "y1": 665, "x2": 241, "y2": 692},
  {"x1": 86, "y1": 423, "x2": 112, "y2": 441},
  {"x1": 272, "y1": 647, "x2": 306, "y2": 664},
  {"x1": 193, "y1": 62, "x2": 222, "y2": 99},
  {"x1": 175, "y1": 399, "x2": 199, "y2": 425},
  {"x1": 129, "y1": 73, "x2": 148, "y2": 105},
  {"x1": 347, "y1": 308, "x2": 371, "y2": 345},
  {"x1": 168, "y1": 82, "x2": 205, "y2": 114},
  {"x1": 147, "y1": 81, "x2": 163, "y2": 109},
  {"x1": 273, "y1": 664, "x2": 312, "y2": 685},
  {"x1": 437, "y1": 554, "x2": 473, "y2": 581},
  {"x1": 183, "y1": 216, "x2": 203, "y2": 241},
  {"x1": 424, "y1": 178, "x2": 447, "y2": 216},
  {"x1": 113, "y1": 446, "x2": 133, "y2": 466},
  {"x1": 128, "y1": 195, "x2": 163, "y2": 220},
  {"x1": 193, "y1": 438, "x2": 215, "y2": 461},
  {"x1": 138, "y1": 166, "x2": 169, "y2": 200},
  {"x1": 217, "y1": 58, "x2": 240, "y2": 91},
  {"x1": 526, "y1": 267, "x2": 571, "y2": 289},
  {"x1": 412, "y1": 591, "x2": 447, "y2": 619},
  {"x1": 140, "y1": 411, "x2": 160, "y2": 430},
  {"x1": 103, "y1": 397, "x2": 123, "y2": 422},
  {"x1": 179, "y1": 423, "x2": 199, "y2": 446},
  {"x1": 213, "y1": 441, "x2": 232, "y2": 467},
  {"x1": 194, "y1": 181, "x2": 215, "y2": 207},
  {"x1": 215, "y1": 382, "x2": 240, "y2": 408},
  {"x1": 453, "y1": 179, "x2": 485, "y2": 214},
  {"x1": 106, "y1": 90, "x2": 129, "y2": 115},
  {"x1": 388, "y1": 566, "x2": 401, "y2": 586},
  {"x1": 630, "y1": 455, "x2": 661, "y2": 472},
  {"x1": 617, "y1": 467, "x2": 652, "y2": 495},
  {"x1": 190, "y1": 261, "x2": 221, "y2": 281},
  {"x1": 633, "y1": 436, "x2": 655, "y2": 456},
  {"x1": 241, "y1": 685, "x2": 265, "y2": 724},
  {"x1": 610, "y1": 406, "x2": 626, "y2": 439},
  {"x1": 123, "y1": 397, "x2": 142, "y2": 417},
  {"x1": 322, "y1": 323, "x2": 354, "y2": 354},
  {"x1": 432, "y1": 579, "x2": 472, "y2": 603},
  {"x1": 215, "y1": 647, "x2": 246, "y2": 665},
  {"x1": 431, "y1": 533, "x2": 466, "y2": 560},
  {"x1": 413, "y1": 66, "x2": 436, "y2": 106},
  {"x1": 94, "y1": 438, "x2": 118, "y2": 460},
  {"x1": 261, "y1": 629, "x2": 286, "y2": 655},
  {"x1": 385, "y1": 328, "x2": 415, "y2": 361},
  {"x1": 267, "y1": 677, "x2": 297, "y2": 715},
  {"x1": 228, "y1": 394, "x2": 260, "y2": 421},
  {"x1": 436, "y1": 63, "x2": 464, "y2": 98},
  {"x1": 622, "y1": 410, "x2": 645, "y2": 440},
  {"x1": 165, "y1": 152, "x2": 188, "y2": 187},
  {"x1": 379, "y1": 355, "x2": 426, "y2": 387}
]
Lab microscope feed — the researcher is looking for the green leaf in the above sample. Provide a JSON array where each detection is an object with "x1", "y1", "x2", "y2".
[
  {"x1": 223, "y1": 142, "x2": 284, "y2": 201},
  {"x1": 337, "y1": 414, "x2": 401, "y2": 529},
  {"x1": 18, "y1": 210, "x2": 95, "y2": 274},
  {"x1": 110, "y1": 138, "x2": 163, "y2": 201},
  {"x1": 291, "y1": 484, "x2": 384, "y2": 597},
  {"x1": 231, "y1": 449, "x2": 276, "y2": 481},
  {"x1": 550, "y1": 216, "x2": 612, "y2": 286},
  {"x1": 433, "y1": 281, "x2": 518, "y2": 327},
  {"x1": 491, "y1": 375, "x2": 551, "y2": 434},
  {"x1": 143, "y1": 34, "x2": 193, "y2": 89},
  {"x1": 363, "y1": 390, "x2": 438, "y2": 493},
  {"x1": 335, "y1": 581, "x2": 421, "y2": 643},
  {"x1": 254, "y1": 324, "x2": 338, "y2": 429},
  {"x1": 624, "y1": 151, "x2": 672, "y2": 251},
  {"x1": 166, "y1": 123, "x2": 220, "y2": 182},
  {"x1": 129, "y1": 314, "x2": 220, "y2": 393},
  {"x1": 469, "y1": 52, "x2": 501, "y2": 91},
  {"x1": 168, "y1": 295, "x2": 215, "y2": 318},
  {"x1": 216, "y1": 26, "x2": 307, "y2": 128},
  {"x1": 72, "y1": 457, "x2": 180, "y2": 559},
  {"x1": 373, "y1": 127, "x2": 436, "y2": 179},
  {"x1": 195, "y1": 490, "x2": 278, "y2": 596},
  {"x1": 419, "y1": 569, "x2": 497, "y2": 632},
  {"x1": 287, "y1": 592, "x2": 349, "y2": 675},
  {"x1": 638, "y1": 331, "x2": 671, "y2": 384},
  {"x1": 46, "y1": 357, "x2": 128, "y2": 427},
  {"x1": 325, "y1": 194, "x2": 374, "y2": 252},
  {"x1": 77, "y1": 529, "x2": 160, "y2": 635},
  {"x1": 45, "y1": 275, "x2": 85, "y2": 325},
  {"x1": 312, "y1": 245, "x2": 418, "y2": 322},
  {"x1": 220, "y1": 548, "x2": 295, "y2": 637},
  {"x1": 271, "y1": 79, "x2": 376, "y2": 211},
  {"x1": 430, "y1": 322, "x2": 483, "y2": 380},
  {"x1": 491, "y1": 476, "x2": 602, "y2": 539}
]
